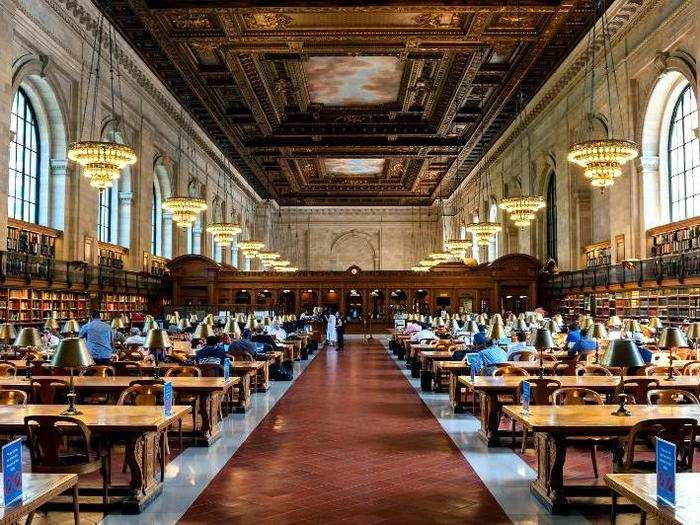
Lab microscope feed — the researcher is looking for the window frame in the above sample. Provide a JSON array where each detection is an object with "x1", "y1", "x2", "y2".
[
  {"x1": 546, "y1": 173, "x2": 557, "y2": 261},
  {"x1": 97, "y1": 188, "x2": 113, "y2": 243},
  {"x1": 8, "y1": 88, "x2": 41, "y2": 224}
]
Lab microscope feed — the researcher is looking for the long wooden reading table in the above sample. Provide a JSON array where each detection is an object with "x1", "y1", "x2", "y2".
[{"x1": 0, "y1": 473, "x2": 79, "y2": 525}]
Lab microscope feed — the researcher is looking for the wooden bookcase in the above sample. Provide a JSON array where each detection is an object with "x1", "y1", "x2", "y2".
[
  {"x1": 6, "y1": 219, "x2": 60, "y2": 258},
  {"x1": 97, "y1": 242, "x2": 127, "y2": 269},
  {"x1": 101, "y1": 293, "x2": 148, "y2": 319},
  {"x1": 647, "y1": 217, "x2": 700, "y2": 257},
  {"x1": 583, "y1": 241, "x2": 611, "y2": 269},
  {"x1": 0, "y1": 289, "x2": 88, "y2": 324}
]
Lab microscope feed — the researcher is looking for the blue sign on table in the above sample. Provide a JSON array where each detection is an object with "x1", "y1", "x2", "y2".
[
  {"x1": 163, "y1": 381, "x2": 173, "y2": 416},
  {"x1": 223, "y1": 358, "x2": 231, "y2": 383},
  {"x1": 2, "y1": 438, "x2": 23, "y2": 506},
  {"x1": 656, "y1": 437, "x2": 676, "y2": 506},
  {"x1": 467, "y1": 354, "x2": 480, "y2": 381},
  {"x1": 521, "y1": 381, "x2": 531, "y2": 413}
]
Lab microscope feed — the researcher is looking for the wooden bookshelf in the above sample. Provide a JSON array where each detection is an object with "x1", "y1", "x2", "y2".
[
  {"x1": 583, "y1": 241, "x2": 611, "y2": 269},
  {"x1": 101, "y1": 292, "x2": 148, "y2": 319},
  {"x1": 97, "y1": 242, "x2": 127, "y2": 270},
  {"x1": 0, "y1": 288, "x2": 88, "y2": 324},
  {"x1": 7, "y1": 219, "x2": 60, "y2": 258},
  {"x1": 647, "y1": 217, "x2": 700, "y2": 257}
]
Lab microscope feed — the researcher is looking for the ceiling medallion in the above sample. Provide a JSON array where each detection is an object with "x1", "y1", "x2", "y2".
[
  {"x1": 466, "y1": 222, "x2": 502, "y2": 246},
  {"x1": 206, "y1": 223, "x2": 242, "y2": 247},
  {"x1": 162, "y1": 197, "x2": 207, "y2": 228},
  {"x1": 68, "y1": 142, "x2": 136, "y2": 189},
  {"x1": 499, "y1": 195, "x2": 546, "y2": 229},
  {"x1": 567, "y1": 140, "x2": 638, "y2": 189},
  {"x1": 245, "y1": 13, "x2": 293, "y2": 30}
]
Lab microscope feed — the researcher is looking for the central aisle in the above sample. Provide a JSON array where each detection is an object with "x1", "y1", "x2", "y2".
[{"x1": 179, "y1": 338, "x2": 509, "y2": 524}]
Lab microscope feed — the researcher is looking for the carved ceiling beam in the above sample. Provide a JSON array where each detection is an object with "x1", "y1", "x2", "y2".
[
  {"x1": 145, "y1": 1, "x2": 565, "y2": 10},
  {"x1": 244, "y1": 136, "x2": 464, "y2": 148}
]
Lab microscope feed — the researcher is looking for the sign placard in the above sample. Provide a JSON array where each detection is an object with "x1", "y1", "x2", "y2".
[
  {"x1": 467, "y1": 354, "x2": 480, "y2": 381},
  {"x1": 656, "y1": 438, "x2": 676, "y2": 506},
  {"x1": 163, "y1": 381, "x2": 173, "y2": 417},
  {"x1": 223, "y1": 358, "x2": 231, "y2": 383},
  {"x1": 521, "y1": 381, "x2": 531, "y2": 413},
  {"x1": 2, "y1": 438, "x2": 23, "y2": 506},
  {"x1": 394, "y1": 319, "x2": 406, "y2": 330}
]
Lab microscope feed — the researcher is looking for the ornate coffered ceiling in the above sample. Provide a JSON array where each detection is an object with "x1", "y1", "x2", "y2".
[{"x1": 102, "y1": 0, "x2": 600, "y2": 205}]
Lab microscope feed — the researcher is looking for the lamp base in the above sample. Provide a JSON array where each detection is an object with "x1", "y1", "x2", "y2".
[
  {"x1": 611, "y1": 406, "x2": 631, "y2": 416},
  {"x1": 61, "y1": 406, "x2": 83, "y2": 416}
]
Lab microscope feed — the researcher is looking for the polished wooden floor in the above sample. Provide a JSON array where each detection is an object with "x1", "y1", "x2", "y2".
[{"x1": 179, "y1": 339, "x2": 509, "y2": 524}]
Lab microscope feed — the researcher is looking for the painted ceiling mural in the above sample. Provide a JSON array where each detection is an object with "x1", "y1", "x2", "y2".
[
  {"x1": 324, "y1": 158, "x2": 386, "y2": 176},
  {"x1": 101, "y1": 1, "x2": 610, "y2": 205},
  {"x1": 305, "y1": 56, "x2": 403, "y2": 106}
]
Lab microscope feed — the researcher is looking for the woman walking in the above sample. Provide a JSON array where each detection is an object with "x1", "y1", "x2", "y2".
[{"x1": 325, "y1": 311, "x2": 337, "y2": 346}]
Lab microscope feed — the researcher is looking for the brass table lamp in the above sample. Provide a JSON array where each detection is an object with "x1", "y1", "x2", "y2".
[
  {"x1": 193, "y1": 322, "x2": 215, "y2": 340},
  {"x1": 61, "y1": 319, "x2": 81, "y2": 336},
  {"x1": 588, "y1": 322, "x2": 608, "y2": 364},
  {"x1": 685, "y1": 322, "x2": 700, "y2": 359},
  {"x1": 143, "y1": 329, "x2": 172, "y2": 379},
  {"x1": 44, "y1": 318, "x2": 60, "y2": 331},
  {"x1": 50, "y1": 338, "x2": 94, "y2": 415},
  {"x1": 533, "y1": 328, "x2": 556, "y2": 379},
  {"x1": 15, "y1": 327, "x2": 44, "y2": 380},
  {"x1": 602, "y1": 339, "x2": 645, "y2": 416},
  {"x1": 0, "y1": 323, "x2": 17, "y2": 345},
  {"x1": 658, "y1": 327, "x2": 688, "y2": 381}
]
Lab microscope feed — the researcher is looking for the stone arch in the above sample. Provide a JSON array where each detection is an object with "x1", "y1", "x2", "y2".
[
  {"x1": 329, "y1": 230, "x2": 378, "y2": 271},
  {"x1": 640, "y1": 53, "x2": 697, "y2": 229},
  {"x1": 11, "y1": 54, "x2": 68, "y2": 229},
  {"x1": 153, "y1": 154, "x2": 174, "y2": 258}
]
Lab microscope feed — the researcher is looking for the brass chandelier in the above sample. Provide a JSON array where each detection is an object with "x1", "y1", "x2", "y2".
[
  {"x1": 207, "y1": 222, "x2": 242, "y2": 247},
  {"x1": 499, "y1": 195, "x2": 545, "y2": 228},
  {"x1": 466, "y1": 221, "x2": 502, "y2": 246},
  {"x1": 411, "y1": 265, "x2": 430, "y2": 272},
  {"x1": 238, "y1": 240, "x2": 265, "y2": 258},
  {"x1": 443, "y1": 238, "x2": 472, "y2": 257},
  {"x1": 162, "y1": 197, "x2": 207, "y2": 228},
  {"x1": 68, "y1": 9, "x2": 136, "y2": 189},
  {"x1": 567, "y1": 0, "x2": 638, "y2": 190}
]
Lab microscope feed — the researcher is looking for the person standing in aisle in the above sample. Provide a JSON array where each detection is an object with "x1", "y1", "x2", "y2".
[
  {"x1": 78, "y1": 311, "x2": 115, "y2": 365},
  {"x1": 336, "y1": 312, "x2": 345, "y2": 351}
]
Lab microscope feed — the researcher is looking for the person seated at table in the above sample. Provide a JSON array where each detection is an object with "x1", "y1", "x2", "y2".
[
  {"x1": 42, "y1": 328, "x2": 61, "y2": 349},
  {"x1": 252, "y1": 330, "x2": 277, "y2": 348},
  {"x1": 567, "y1": 331, "x2": 597, "y2": 357},
  {"x1": 228, "y1": 331, "x2": 260, "y2": 358},
  {"x1": 113, "y1": 326, "x2": 126, "y2": 345},
  {"x1": 565, "y1": 322, "x2": 582, "y2": 347},
  {"x1": 608, "y1": 320, "x2": 623, "y2": 341},
  {"x1": 472, "y1": 325, "x2": 489, "y2": 347},
  {"x1": 409, "y1": 323, "x2": 437, "y2": 343},
  {"x1": 124, "y1": 327, "x2": 146, "y2": 346},
  {"x1": 195, "y1": 335, "x2": 228, "y2": 365},
  {"x1": 633, "y1": 333, "x2": 653, "y2": 364},
  {"x1": 506, "y1": 332, "x2": 533, "y2": 359},
  {"x1": 79, "y1": 310, "x2": 115, "y2": 365},
  {"x1": 476, "y1": 338, "x2": 508, "y2": 371},
  {"x1": 402, "y1": 321, "x2": 421, "y2": 336},
  {"x1": 266, "y1": 320, "x2": 287, "y2": 341}
]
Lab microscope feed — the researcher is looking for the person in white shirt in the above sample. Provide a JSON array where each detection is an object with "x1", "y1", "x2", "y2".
[
  {"x1": 267, "y1": 321, "x2": 287, "y2": 342},
  {"x1": 124, "y1": 327, "x2": 146, "y2": 346},
  {"x1": 506, "y1": 332, "x2": 535, "y2": 359},
  {"x1": 410, "y1": 324, "x2": 437, "y2": 343},
  {"x1": 42, "y1": 330, "x2": 61, "y2": 349}
]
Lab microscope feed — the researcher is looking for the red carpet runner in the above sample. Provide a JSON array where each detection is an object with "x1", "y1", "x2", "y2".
[{"x1": 179, "y1": 339, "x2": 510, "y2": 524}]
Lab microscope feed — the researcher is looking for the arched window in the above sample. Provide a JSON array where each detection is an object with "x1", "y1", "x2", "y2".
[
  {"x1": 546, "y1": 173, "x2": 557, "y2": 261},
  {"x1": 8, "y1": 88, "x2": 40, "y2": 223},
  {"x1": 487, "y1": 202, "x2": 499, "y2": 262},
  {"x1": 97, "y1": 188, "x2": 112, "y2": 243},
  {"x1": 151, "y1": 182, "x2": 161, "y2": 256},
  {"x1": 668, "y1": 85, "x2": 700, "y2": 221}
]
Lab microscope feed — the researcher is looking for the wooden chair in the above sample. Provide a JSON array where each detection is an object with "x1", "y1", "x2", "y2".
[
  {"x1": 517, "y1": 378, "x2": 561, "y2": 452},
  {"x1": 30, "y1": 378, "x2": 68, "y2": 404},
  {"x1": 164, "y1": 366, "x2": 201, "y2": 448},
  {"x1": 644, "y1": 365, "x2": 675, "y2": 378},
  {"x1": 79, "y1": 366, "x2": 116, "y2": 404},
  {"x1": 647, "y1": 389, "x2": 699, "y2": 405},
  {"x1": 24, "y1": 415, "x2": 110, "y2": 507},
  {"x1": 116, "y1": 349, "x2": 144, "y2": 362},
  {"x1": 552, "y1": 387, "x2": 612, "y2": 478},
  {"x1": 196, "y1": 363, "x2": 224, "y2": 377},
  {"x1": 682, "y1": 361, "x2": 700, "y2": 376},
  {"x1": 612, "y1": 418, "x2": 698, "y2": 523},
  {"x1": 575, "y1": 365, "x2": 613, "y2": 376},
  {"x1": 621, "y1": 378, "x2": 659, "y2": 405},
  {"x1": 0, "y1": 389, "x2": 27, "y2": 405},
  {"x1": 0, "y1": 361, "x2": 17, "y2": 376},
  {"x1": 112, "y1": 361, "x2": 143, "y2": 377},
  {"x1": 508, "y1": 350, "x2": 536, "y2": 362},
  {"x1": 493, "y1": 365, "x2": 529, "y2": 377}
]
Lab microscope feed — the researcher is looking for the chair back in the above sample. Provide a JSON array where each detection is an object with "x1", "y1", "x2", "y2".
[
  {"x1": 80, "y1": 365, "x2": 115, "y2": 377},
  {"x1": 197, "y1": 363, "x2": 224, "y2": 377},
  {"x1": 24, "y1": 415, "x2": 93, "y2": 470},
  {"x1": 164, "y1": 366, "x2": 201, "y2": 378},
  {"x1": 509, "y1": 351, "x2": 536, "y2": 362},
  {"x1": 647, "y1": 389, "x2": 699, "y2": 405},
  {"x1": 116, "y1": 349, "x2": 144, "y2": 362},
  {"x1": 576, "y1": 365, "x2": 612, "y2": 376},
  {"x1": 621, "y1": 378, "x2": 660, "y2": 404},
  {"x1": 493, "y1": 365, "x2": 529, "y2": 377},
  {"x1": 682, "y1": 361, "x2": 700, "y2": 376},
  {"x1": 552, "y1": 387, "x2": 603, "y2": 406},
  {"x1": 117, "y1": 384, "x2": 165, "y2": 406},
  {"x1": 170, "y1": 351, "x2": 190, "y2": 364},
  {"x1": 113, "y1": 361, "x2": 143, "y2": 377},
  {"x1": 644, "y1": 365, "x2": 674, "y2": 377},
  {"x1": 419, "y1": 338, "x2": 438, "y2": 346},
  {"x1": 520, "y1": 378, "x2": 561, "y2": 405},
  {"x1": 622, "y1": 418, "x2": 697, "y2": 472},
  {"x1": 30, "y1": 378, "x2": 68, "y2": 404},
  {"x1": 0, "y1": 361, "x2": 17, "y2": 376},
  {"x1": 0, "y1": 389, "x2": 27, "y2": 405}
]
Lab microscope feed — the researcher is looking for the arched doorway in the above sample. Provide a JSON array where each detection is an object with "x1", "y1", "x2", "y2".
[
  {"x1": 345, "y1": 289, "x2": 363, "y2": 320},
  {"x1": 389, "y1": 289, "x2": 407, "y2": 318},
  {"x1": 300, "y1": 289, "x2": 318, "y2": 313},
  {"x1": 278, "y1": 290, "x2": 296, "y2": 314},
  {"x1": 413, "y1": 289, "x2": 430, "y2": 315},
  {"x1": 369, "y1": 290, "x2": 385, "y2": 320}
]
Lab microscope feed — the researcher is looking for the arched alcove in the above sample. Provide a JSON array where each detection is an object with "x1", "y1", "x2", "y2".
[{"x1": 330, "y1": 230, "x2": 377, "y2": 271}]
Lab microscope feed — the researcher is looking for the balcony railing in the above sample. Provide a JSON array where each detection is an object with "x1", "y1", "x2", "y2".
[
  {"x1": 543, "y1": 250, "x2": 700, "y2": 295},
  {"x1": 0, "y1": 250, "x2": 164, "y2": 293}
]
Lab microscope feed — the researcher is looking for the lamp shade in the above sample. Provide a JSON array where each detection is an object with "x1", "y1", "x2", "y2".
[
  {"x1": 15, "y1": 327, "x2": 43, "y2": 347},
  {"x1": 177, "y1": 318, "x2": 191, "y2": 330},
  {"x1": 193, "y1": 323, "x2": 215, "y2": 339},
  {"x1": 490, "y1": 314, "x2": 503, "y2": 325},
  {"x1": 0, "y1": 323, "x2": 17, "y2": 342},
  {"x1": 246, "y1": 317, "x2": 258, "y2": 330},
  {"x1": 648, "y1": 317, "x2": 663, "y2": 330},
  {"x1": 514, "y1": 319, "x2": 529, "y2": 332},
  {"x1": 658, "y1": 327, "x2": 688, "y2": 349},
  {"x1": 588, "y1": 322, "x2": 608, "y2": 340},
  {"x1": 686, "y1": 322, "x2": 700, "y2": 341},
  {"x1": 465, "y1": 320, "x2": 479, "y2": 333},
  {"x1": 204, "y1": 314, "x2": 215, "y2": 326},
  {"x1": 143, "y1": 329, "x2": 172, "y2": 349},
  {"x1": 50, "y1": 338, "x2": 94, "y2": 369},
  {"x1": 601, "y1": 339, "x2": 645, "y2": 368},
  {"x1": 487, "y1": 323, "x2": 506, "y2": 341},
  {"x1": 189, "y1": 314, "x2": 199, "y2": 323},
  {"x1": 533, "y1": 328, "x2": 556, "y2": 350},
  {"x1": 44, "y1": 318, "x2": 60, "y2": 331},
  {"x1": 553, "y1": 314, "x2": 564, "y2": 325},
  {"x1": 222, "y1": 318, "x2": 239, "y2": 335},
  {"x1": 111, "y1": 318, "x2": 125, "y2": 330},
  {"x1": 607, "y1": 315, "x2": 622, "y2": 328},
  {"x1": 170, "y1": 312, "x2": 181, "y2": 323},
  {"x1": 61, "y1": 320, "x2": 81, "y2": 335},
  {"x1": 623, "y1": 319, "x2": 642, "y2": 333},
  {"x1": 545, "y1": 320, "x2": 559, "y2": 334},
  {"x1": 580, "y1": 316, "x2": 594, "y2": 331},
  {"x1": 142, "y1": 319, "x2": 157, "y2": 333}
]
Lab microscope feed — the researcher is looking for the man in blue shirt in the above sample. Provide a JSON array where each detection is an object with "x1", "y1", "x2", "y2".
[
  {"x1": 633, "y1": 334, "x2": 653, "y2": 364},
  {"x1": 477, "y1": 339, "x2": 508, "y2": 372},
  {"x1": 195, "y1": 336, "x2": 229, "y2": 365},
  {"x1": 567, "y1": 332, "x2": 597, "y2": 357},
  {"x1": 78, "y1": 311, "x2": 114, "y2": 364},
  {"x1": 472, "y1": 326, "x2": 489, "y2": 348},
  {"x1": 565, "y1": 323, "x2": 582, "y2": 346}
]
